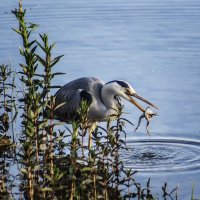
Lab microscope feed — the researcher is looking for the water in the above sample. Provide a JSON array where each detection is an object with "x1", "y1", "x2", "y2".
[
  {"x1": 1, "y1": 0, "x2": 200, "y2": 198},
  {"x1": 121, "y1": 138, "x2": 200, "y2": 199},
  {"x1": 123, "y1": 137, "x2": 200, "y2": 173}
]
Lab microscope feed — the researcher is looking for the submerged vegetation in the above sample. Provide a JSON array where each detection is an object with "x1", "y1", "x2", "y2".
[{"x1": 0, "y1": 1, "x2": 199, "y2": 200}]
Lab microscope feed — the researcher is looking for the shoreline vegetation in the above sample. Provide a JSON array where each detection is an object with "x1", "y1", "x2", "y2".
[{"x1": 0, "y1": 1, "x2": 199, "y2": 199}]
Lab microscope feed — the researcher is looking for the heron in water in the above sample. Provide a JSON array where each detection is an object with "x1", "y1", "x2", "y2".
[
  {"x1": 54, "y1": 77, "x2": 157, "y2": 124},
  {"x1": 54, "y1": 77, "x2": 157, "y2": 147}
]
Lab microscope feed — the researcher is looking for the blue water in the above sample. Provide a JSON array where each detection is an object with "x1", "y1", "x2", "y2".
[{"x1": 1, "y1": 0, "x2": 200, "y2": 198}]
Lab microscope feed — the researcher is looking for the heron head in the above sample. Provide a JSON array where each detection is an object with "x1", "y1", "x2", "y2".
[{"x1": 109, "y1": 80, "x2": 158, "y2": 112}]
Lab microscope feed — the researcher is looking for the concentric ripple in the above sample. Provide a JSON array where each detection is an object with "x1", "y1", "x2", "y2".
[{"x1": 120, "y1": 137, "x2": 200, "y2": 173}]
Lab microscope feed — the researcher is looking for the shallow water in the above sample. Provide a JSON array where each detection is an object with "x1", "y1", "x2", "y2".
[
  {"x1": 1, "y1": 0, "x2": 200, "y2": 198},
  {"x1": 123, "y1": 137, "x2": 200, "y2": 173},
  {"x1": 122, "y1": 137, "x2": 200, "y2": 198}
]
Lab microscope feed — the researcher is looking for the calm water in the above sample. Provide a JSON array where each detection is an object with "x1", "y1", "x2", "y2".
[{"x1": 1, "y1": 0, "x2": 200, "y2": 198}]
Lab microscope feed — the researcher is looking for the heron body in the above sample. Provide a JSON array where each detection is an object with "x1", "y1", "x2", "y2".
[{"x1": 54, "y1": 77, "x2": 157, "y2": 124}]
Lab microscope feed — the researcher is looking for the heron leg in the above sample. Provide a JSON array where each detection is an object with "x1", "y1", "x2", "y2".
[
  {"x1": 88, "y1": 122, "x2": 97, "y2": 149},
  {"x1": 88, "y1": 128, "x2": 92, "y2": 150}
]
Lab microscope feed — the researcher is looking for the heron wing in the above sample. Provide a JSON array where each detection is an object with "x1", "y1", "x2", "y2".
[
  {"x1": 54, "y1": 77, "x2": 104, "y2": 122},
  {"x1": 54, "y1": 88, "x2": 80, "y2": 121}
]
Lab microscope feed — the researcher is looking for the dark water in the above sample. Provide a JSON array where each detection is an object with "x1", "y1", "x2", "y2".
[{"x1": 1, "y1": 0, "x2": 200, "y2": 198}]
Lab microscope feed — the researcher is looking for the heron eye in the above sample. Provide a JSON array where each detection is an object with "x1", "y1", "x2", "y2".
[{"x1": 125, "y1": 88, "x2": 131, "y2": 95}]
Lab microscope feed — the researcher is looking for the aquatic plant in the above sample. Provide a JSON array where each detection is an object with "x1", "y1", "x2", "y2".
[
  {"x1": 0, "y1": 64, "x2": 17, "y2": 141},
  {"x1": 0, "y1": 64, "x2": 17, "y2": 199}
]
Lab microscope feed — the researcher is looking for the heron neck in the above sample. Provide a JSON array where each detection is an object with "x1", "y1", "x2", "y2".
[{"x1": 101, "y1": 86, "x2": 119, "y2": 118}]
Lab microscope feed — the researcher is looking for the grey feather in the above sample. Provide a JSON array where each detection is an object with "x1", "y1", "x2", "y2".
[{"x1": 54, "y1": 77, "x2": 104, "y2": 122}]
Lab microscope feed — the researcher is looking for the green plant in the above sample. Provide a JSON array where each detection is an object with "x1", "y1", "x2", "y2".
[
  {"x1": 0, "y1": 64, "x2": 16, "y2": 200},
  {"x1": 0, "y1": 64, "x2": 17, "y2": 140},
  {"x1": 12, "y1": 2, "x2": 64, "y2": 199}
]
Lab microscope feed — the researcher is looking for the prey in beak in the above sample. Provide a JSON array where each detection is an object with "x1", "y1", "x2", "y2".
[
  {"x1": 125, "y1": 89, "x2": 158, "y2": 112},
  {"x1": 124, "y1": 89, "x2": 158, "y2": 134},
  {"x1": 134, "y1": 106, "x2": 157, "y2": 135}
]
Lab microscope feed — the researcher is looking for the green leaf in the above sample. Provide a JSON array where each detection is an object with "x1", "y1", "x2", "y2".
[
  {"x1": 12, "y1": 28, "x2": 21, "y2": 35},
  {"x1": 82, "y1": 179, "x2": 93, "y2": 186},
  {"x1": 31, "y1": 45, "x2": 38, "y2": 53},
  {"x1": 54, "y1": 102, "x2": 67, "y2": 111},
  {"x1": 28, "y1": 40, "x2": 36, "y2": 48},
  {"x1": 48, "y1": 85, "x2": 62, "y2": 89},
  {"x1": 36, "y1": 55, "x2": 46, "y2": 66},
  {"x1": 36, "y1": 41, "x2": 46, "y2": 52},
  {"x1": 50, "y1": 55, "x2": 64, "y2": 67},
  {"x1": 34, "y1": 73, "x2": 44, "y2": 77},
  {"x1": 57, "y1": 173, "x2": 65, "y2": 181},
  {"x1": 41, "y1": 187, "x2": 53, "y2": 192},
  {"x1": 4, "y1": 83, "x2": 16, "y2": 88},
  {"x1": 20, "y1": 168, "x2": 28, "y2": 174},
  {"x1": 19, "y1": 47, "x2": 25, "y2": 56},
  {"x1": 80, "y1": 167, "x2": 92, "y2": 172},
  {"x1": 52, "y1": 72, "x2": 66, "y2": 76}
]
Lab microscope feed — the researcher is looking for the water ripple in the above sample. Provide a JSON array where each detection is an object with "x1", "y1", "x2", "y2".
[{"x1": 121, "y1": 137, "x2": 200, "y2": 173}]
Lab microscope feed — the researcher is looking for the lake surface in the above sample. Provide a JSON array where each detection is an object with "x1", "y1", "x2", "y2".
[{"x1": 1, "y1": 0, "x2": 200, "y2": 198}]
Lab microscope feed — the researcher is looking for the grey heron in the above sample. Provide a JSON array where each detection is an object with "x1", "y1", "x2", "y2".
[
  {"x1": 54, "y1": 77, "x2": 158, "y2": 123},
  {"x1": 54, "y1": 77, "x2": 157, "y2": 148}
]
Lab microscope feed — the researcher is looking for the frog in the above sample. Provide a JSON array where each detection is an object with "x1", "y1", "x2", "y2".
[{"x1": 134, "y1": 107, "x2": 157, "y2": 135}]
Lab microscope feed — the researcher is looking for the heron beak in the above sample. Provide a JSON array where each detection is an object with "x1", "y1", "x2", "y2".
[{"x1": 129, "y1": 93, "x2": 158, "y2": 112}]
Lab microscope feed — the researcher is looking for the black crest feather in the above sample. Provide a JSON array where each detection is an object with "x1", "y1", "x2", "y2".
[{"x1": 106, "y1": 80, "x2": 130, "y2": 89}]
